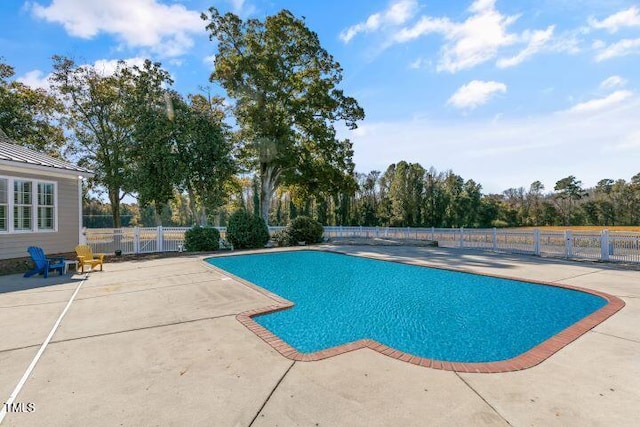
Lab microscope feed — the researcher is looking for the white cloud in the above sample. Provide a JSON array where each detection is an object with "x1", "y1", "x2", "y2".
[
  {"x1": 607, "y1": 130, "x2": 640, "y2": 152},
  {"x1": 402, "y1": 0, "x2": 518, "y2": 73},
  {"x1": 448, "y1": 80, "x2": 507, "y2": 110},
  {"x1": 409, "y1": 57, "x2": 429, "y2": 69},
  {"x1": 203, "y1": 54, "x2": 216, "y2": 69},
  {"x1": 589, "y1": 6, "x2": 640, "y2": 33},
  {"x1": 594, "y1": 37, "x2": 640, "y2": 61},
  {"x1": 567, "y1": 90, "x2": 633, "y2": 113},
  {"x1": 17, "y1": 57, "x2": 148, "y2": 91},
  {"x1": 393, "y1": 16, "x2": 453, "y2": 44},
  {"x1": 340, "y1": 0, "x2": 418, "y2": 43},
  {"x1": 340, "y1": 95, "x2": 640, "y2": 193},
  {"x1": 600, "y1": 75, "x2": 627, "y2": 89},
  {"x1": 227, "y1": 0, "x2": 255, "y2": 17},
  {"x1": 30, "y1": 0, "x2": 203, "y2": 57},
  {"x1": 497, "y1": 26, "x2": 555, "y2": 68},
  {"x1": 547, "y1": 30, "x2": 583, "y2": 54},
  {"x1": 17, "y1": 70, "x2": 51, "y2": 90},
  {"x1": 343, "y1": 0, "x2": 570, "y2": 72},
  {"x1": 92, "y1": 57, "x2": 146, "y2": 76},
  {"x1": 391, "y1": 0, "x2": 564, "y2": 73}
]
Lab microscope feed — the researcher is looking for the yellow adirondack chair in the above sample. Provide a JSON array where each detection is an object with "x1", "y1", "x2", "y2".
[{"x1": 75, "y1": 245, "x2": 105, "y2": 273}]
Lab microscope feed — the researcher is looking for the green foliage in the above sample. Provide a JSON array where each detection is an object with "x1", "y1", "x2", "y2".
[
  {"x1": 131, "y1": 89, "x2": 235, "y2": 226},
  {"x1": 554, "y1": 175, "x2": 587, "y2": 225},
  {"x1": 184, "y1": 226, "x2": 220, "y2": 252},
  {"x1": 202, "y1": 8, "x2": 364, "y2": 223},
  {"x1": 0, "y1": 58, "x2": 65, "y2": 155},
  {"x1": 271, "y1": 216, "x2": 323, "y2": 246},
  {"x1": 226, "y1": 210, "x2": 269, "y2": 249},
  {"x1": 288, "y1": 216, "x2": 324, "y2": 244},
  {"x1": 50, "y1": 56, "x2": 143, "y2": 227},
  {"x1": 126, "y1": 62, "x2": 176, "y2": 224},
  {"x1": 271, "y1": 228, "x2": 295, "y2": 247},
  {"x1": 173, "y1": 94, "x2": 235, "y2": 225},
  {"x1": 51, "y1": 56, "x2": 235, "y2": 229}
]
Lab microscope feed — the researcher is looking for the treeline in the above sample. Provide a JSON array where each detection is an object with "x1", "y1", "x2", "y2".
[
  {"x1": 343, "y1": 164, "x2": 640, "y2": 228},
  {"x1": 82, "y1": 161, "x2": 640, "y2": 229},
  {"x1": 4, "y1": 8, "x2": 640, "y2": 230}
]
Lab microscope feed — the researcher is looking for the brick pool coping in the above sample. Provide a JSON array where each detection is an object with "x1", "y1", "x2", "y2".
[{"x1": 206, "y1": 248, "x2": 626, "y2": 373}]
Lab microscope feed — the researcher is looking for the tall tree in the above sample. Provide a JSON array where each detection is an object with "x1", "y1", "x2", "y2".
[
  {"x1": 442, "y1": 171, "x2": 465, "y2": 227},
  {"x1": 386, "y1": 161, "x2": 425, "y2": 226},
  {"x1": 125, "y1": 61, "x2": 175, "y2": 225},
  {"x1": 203, "y1": 8, "x2": 364, "y2": 224},
  {"x1": 461, "y1": 179, "x2": 482, "y2": 227},
  {"x1": 0, "y1": 58, "x2": 65, "y2": 155},
  {"x1": 423, "y1": 168, "x2": 446, "y2": 227},
  {"x1": 173, "y1": 94, "x2": 236, "y2": 225},
  {"x1": 50, "y1": 56, "x2": 140, "y2": 228},
  {"x1": 554, "y1": 175, "x2": 587, "y2": 225},
  {"x1": 630, "y1": 173, "x2": 640, "y2": 225},
  {"x1": 526, "y1": 181, "x2": 545, "y2": 226}
]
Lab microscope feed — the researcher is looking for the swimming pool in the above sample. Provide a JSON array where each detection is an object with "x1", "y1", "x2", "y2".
[{"x1": 207, "y1": 250, "x2": 622, "y2": 370}]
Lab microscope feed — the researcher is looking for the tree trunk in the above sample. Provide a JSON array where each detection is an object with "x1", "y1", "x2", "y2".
[
  {"x1": 260, "y1": 164, "x2": 280, "y2": 226},
  {"x1": 187, "y1": 185, "x2": 208, "y2": 226},
  {"x1": 109, "y1": 188, "x2": 122, "y2": 254},
  {"x1": 109, "y1": 188, "x2": 121, "y2": 228},
  {"x1": 153, "y1": 202, "x2": 162, "y2": 226}
]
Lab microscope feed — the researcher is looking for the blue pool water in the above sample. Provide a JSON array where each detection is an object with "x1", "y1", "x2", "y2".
[{"x1": 207, "y1": 251, "x2": 607, "y2": 362}]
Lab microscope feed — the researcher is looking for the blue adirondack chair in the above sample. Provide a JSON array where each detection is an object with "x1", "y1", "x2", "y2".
[{"x1": 24, "y1": 247, "x2": 65, "y2": 278}]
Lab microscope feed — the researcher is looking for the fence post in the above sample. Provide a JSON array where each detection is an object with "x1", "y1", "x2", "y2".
[
  {"x1": 564, "y1": 230, "x2": 573, "y2": 258},
  {"x1": 430, "y1": 226, "x2": 435, "y2": 241},
  {"x1": 492, "y1": 228, "x2": 497, "y2": 251},
  {"x1": 157, "y1": 226, "x2": 163, "y2": 252},
  {"x1": 459, "y1": 227, "x2": 464, "y2": 248},
  {"x1": 601, "y1": 230, "x2": 610, "y2": 261},
  {"x1": 533, "y1": 229, "x2": 540, "y2": 256},
  {"x1": 134, "y1": 226, "x2": 140, "y2": 254}
]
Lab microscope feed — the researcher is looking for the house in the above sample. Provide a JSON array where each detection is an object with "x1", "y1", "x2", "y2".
[{"x1": 0, "y1": 135, "x2": 93, "y2": 260}]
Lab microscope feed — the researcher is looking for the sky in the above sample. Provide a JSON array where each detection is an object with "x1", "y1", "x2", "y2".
[{"x1": 1, "y1": 0, "x2": 639, "y2": 194}]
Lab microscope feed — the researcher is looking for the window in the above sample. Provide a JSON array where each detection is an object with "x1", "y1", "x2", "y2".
[
  {"x1": 14, "y1": 180, "x2": 32, "y2": 231},
  {"x1": 0, "y1": 179, "x2": 6, "y2": 231},
  {"x1": 38, "y1": 182, "x2": 55, "y2": 230},
  {"x1": 0, "y1": 176, "x2": 57, "y2": 233}
]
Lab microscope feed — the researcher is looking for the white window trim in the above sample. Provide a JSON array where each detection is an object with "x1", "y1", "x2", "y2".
[
  {"x1": 0, "y1": 175, "x2": 58, "y2": 234},
  {"x1": 0, "y1": 177, "x2": 7, "y2": 233},
  {"x1": 37, "y1": 181, "x2": 58, "y2": 231}
]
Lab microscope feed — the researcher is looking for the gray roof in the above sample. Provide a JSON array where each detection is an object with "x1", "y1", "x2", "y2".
[{"x1": 0, "y1": 135, "x2": 93, "y2": 175}]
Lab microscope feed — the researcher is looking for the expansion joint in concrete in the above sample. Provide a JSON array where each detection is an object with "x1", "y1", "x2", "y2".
[
  {"x1": 249, "y1": 361, "x2": 296, "y2": 426},
  {"x1": 590, "y1": 330, "x2": 640, "y2": 345},
  {"x1": 455, "y1": 372, "x2": 513, "y2": 426}
]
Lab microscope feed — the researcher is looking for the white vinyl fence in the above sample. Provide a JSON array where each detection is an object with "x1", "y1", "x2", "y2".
[{"x1": 83, "y1": 226, "x2": 640, "y2": 264}]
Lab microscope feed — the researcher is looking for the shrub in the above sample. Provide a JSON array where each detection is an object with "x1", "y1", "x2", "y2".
[
  {"x1": 226, "y1": 210, "x2": 270, "y2": 249},
  {"x1": 184, "y1": 226, "x2": 220, "y2": 252},
  {"x1": 288, "y1": 216, "x2": 324, "y2": 244},
  {"x1": 272, "y1": 228, "x2": 295, "y2": 247}
]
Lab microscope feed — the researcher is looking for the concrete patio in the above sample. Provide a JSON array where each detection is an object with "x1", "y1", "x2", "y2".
[{"x1": 0, "y1": 246, "x2": 638, "y2": 426}]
